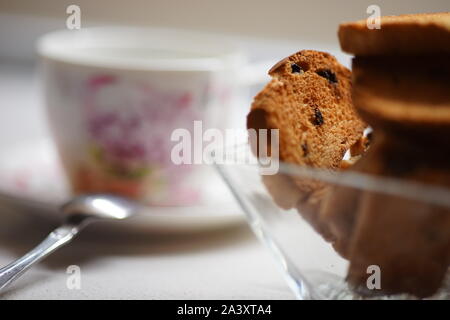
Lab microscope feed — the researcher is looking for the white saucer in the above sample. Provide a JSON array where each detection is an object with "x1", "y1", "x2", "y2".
[{"x1": 0, "y1": 138, "x2": 245, "y2": 232}]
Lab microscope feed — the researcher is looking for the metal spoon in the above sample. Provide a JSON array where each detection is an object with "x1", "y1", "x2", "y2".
[{"x1": 0, "y1": 194, "x2": 138, "y2": 293}]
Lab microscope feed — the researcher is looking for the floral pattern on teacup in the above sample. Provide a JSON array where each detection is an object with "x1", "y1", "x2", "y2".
[{"x1": 75, "y1": 74, "x2": 201, "y2": 204}]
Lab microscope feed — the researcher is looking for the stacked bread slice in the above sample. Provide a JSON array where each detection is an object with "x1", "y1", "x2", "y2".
[
  {"x1": 333, "y1": 12, "x2": 450, "y2": 297},
  {"x1": 247, "y1": 12, "x2": 450, "y2": 298}
]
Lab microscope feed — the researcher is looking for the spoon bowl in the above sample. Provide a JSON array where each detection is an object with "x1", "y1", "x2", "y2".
[{"x1": 62, "y1": 194, "x2": 138, "y2": 225}]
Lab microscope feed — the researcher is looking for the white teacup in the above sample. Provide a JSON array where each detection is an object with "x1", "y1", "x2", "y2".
[{"x1": 38, "y1": 27, "x2": 267, "y2": 205}]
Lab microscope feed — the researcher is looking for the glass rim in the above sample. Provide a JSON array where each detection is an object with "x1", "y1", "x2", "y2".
[{"x1": 213, "y1": 143, "x2": 450, "y2": 209}]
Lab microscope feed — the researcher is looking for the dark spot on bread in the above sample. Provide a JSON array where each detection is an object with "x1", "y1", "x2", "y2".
[
  {"x1": 247, "y1": 108, "x2": 273, "y2": 156},
  {"x1": 291, "y1": 63, "x2": 303, "y2": 74},
  {"x1": 316, "y1": 69, "x2": 338, "y2": 84},
  {"x1": 301, "y1": 143, "x2": 308, "y2": 156},
  {"x1": 312, "y1": 107, "x2": 324, "y2": 126}
]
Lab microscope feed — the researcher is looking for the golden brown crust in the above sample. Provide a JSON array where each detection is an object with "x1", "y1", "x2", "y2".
[{"x1": 339, "y1": 12, "x2": 450, "y2": 55}]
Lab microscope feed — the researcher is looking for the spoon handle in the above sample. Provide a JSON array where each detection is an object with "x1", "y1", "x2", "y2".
[{"x1": 0, "y1": 224, "x2": 80, "y2": 293}]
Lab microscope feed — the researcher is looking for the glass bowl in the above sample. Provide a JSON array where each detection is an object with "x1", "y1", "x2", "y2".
[{"x1": 214, "y1": 143, "x2": 450, "y2": 300}]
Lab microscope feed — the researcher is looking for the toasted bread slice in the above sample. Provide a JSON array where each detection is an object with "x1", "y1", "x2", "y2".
[
  {"x1": 351, "y1": 55, "x2": 450, "y2": 146},
  {"x1": 339, "y1": 12, "x2": 450, "y2": 55},
  {"x1": 247, "y1": 50, "x2": 366, "y2": 187}
]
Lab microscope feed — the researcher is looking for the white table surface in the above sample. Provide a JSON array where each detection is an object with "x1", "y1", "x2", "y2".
[{"x1": 0, "y1": 61, "x2": 295, "y2": 300}]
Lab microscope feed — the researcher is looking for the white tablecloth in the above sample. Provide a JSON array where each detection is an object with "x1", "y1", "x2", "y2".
[{"x1": 0, "y1": 62, "x2": 294, "y2": 300}]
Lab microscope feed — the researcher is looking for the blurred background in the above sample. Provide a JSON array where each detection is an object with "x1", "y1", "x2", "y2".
[
  {"x1": 0, "y1": 0, "x2": 448, "y2": 145},
  {"x1": 1, "y1": 0, "x2": 449, "y2": 61}
]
